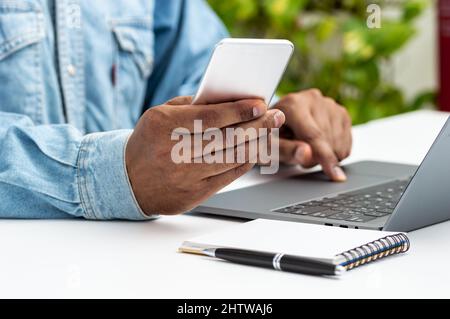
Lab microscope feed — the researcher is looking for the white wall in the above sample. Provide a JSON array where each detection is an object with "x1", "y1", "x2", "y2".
[{"x1": 392, "y1": 2, "x2": 438, "y2": 99}]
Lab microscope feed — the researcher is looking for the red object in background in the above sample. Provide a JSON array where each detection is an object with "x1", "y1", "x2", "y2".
[{"x1": 439, "y1": 0, "x2": 450, "y2": 111}]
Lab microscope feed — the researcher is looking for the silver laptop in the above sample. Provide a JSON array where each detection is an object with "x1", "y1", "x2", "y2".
[{"x1": 193, "y1": 117, "x2": 450, "y2": 232}]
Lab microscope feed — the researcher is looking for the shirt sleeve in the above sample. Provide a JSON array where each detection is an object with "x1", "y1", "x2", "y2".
[
  {"x1": 0, "y1": 111, "x2": 154, "y2": 220},
  {"x1": 145, "y1": 0, "x2": 229, "y2": 106}
]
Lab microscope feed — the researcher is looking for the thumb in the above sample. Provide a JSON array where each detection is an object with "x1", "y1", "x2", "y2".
[{"x1": 279, "y1": 139, "x2": 314, "y2": 166}]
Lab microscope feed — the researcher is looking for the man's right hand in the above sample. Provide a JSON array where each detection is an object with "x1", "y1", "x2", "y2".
[{"x1": 125, "y1": 96, "x2": 286, "y2": 216}]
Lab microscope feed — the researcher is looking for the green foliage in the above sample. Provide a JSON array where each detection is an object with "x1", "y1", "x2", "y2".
[{"x1": 208, "y1": 0, "x2": 436, "y2": 124}]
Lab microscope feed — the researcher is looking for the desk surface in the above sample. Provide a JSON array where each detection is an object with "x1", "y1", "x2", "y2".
[{"x1": 1, "y1": 110, "x2": 449, "y2": 299}]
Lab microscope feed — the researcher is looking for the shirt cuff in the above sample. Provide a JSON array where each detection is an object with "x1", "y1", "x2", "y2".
[{"x1": 77, "y1": 130, "x2": 157, "y2": 220}]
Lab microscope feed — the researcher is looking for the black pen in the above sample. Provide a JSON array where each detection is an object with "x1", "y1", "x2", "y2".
[{"x1": 202, "y1": 248, "x2": 346, "y2": 276}]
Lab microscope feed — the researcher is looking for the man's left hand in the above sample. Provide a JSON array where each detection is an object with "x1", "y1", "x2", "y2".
[{"x1": 274, "y1": 89, "x2": 353, "y2": 182}]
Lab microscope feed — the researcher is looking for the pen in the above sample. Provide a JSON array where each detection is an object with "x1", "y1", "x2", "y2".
[{"x1": 202, "y1": 248, "x2": 346, "y2": 276}]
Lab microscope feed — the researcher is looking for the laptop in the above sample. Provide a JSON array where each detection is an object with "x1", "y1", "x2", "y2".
[{"x1": 193, "y1": 117, "x2": 450, "y2": 232}]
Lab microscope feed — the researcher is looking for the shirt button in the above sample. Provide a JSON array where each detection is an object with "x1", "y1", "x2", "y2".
[{"x1": 67, "y1": 64, "x2": 76, "y2": 76}]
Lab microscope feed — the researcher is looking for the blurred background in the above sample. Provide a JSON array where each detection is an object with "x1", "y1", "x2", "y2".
[{"x1": 208, "y1": 0, "x2": 445, "y2": 124}]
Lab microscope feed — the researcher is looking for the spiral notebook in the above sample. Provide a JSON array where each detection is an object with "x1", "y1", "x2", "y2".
[{"x1": 180, "y1": 219, "x2": 410, "y2": 270}]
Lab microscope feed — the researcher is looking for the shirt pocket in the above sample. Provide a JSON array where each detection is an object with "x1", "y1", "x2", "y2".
[
  {"x1": 0, "y1": 1, "x2": 45, "y2": 122},
  {"x1": 111, "y1": 17, "x2": 154, "y2": 123}
]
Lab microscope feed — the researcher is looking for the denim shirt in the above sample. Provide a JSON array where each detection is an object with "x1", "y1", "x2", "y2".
[{"x1": 0, "y1": 0, "x2": 228, "y2": 219}]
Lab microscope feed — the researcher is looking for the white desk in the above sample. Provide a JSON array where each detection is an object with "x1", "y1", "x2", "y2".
[{"x1": 1, "y1": 110, "x2": 449, "y2": 299}]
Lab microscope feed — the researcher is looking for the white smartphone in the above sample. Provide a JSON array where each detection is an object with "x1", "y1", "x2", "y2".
[{"x1": 193, "y1": 38, "x2": 294, "y2": 105}]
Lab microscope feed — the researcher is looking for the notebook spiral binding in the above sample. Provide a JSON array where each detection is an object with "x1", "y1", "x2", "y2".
[{"x1": 338, "y1": 233, "x2": 410, "y2": 270}]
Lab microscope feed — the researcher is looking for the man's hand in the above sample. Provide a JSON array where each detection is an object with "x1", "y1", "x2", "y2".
[
  {"x1": 126, "y1": 96, "x2": 285, "y2": 216},
  {"x1": 274, "y1": 89, "x2": 352, "y2": 182}
]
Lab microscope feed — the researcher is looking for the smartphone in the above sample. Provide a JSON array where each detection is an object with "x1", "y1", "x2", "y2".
[{"x1": 193, "y1": 38, "x2": 294, "y2": 105}]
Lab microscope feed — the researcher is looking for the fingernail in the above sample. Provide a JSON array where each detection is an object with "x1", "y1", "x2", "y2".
[
  {"x1": 253, "y1": 107, "x2": 261, "y2": 118},
  {"x1": 274, "y1": 111, "x2": 285, "y2": 128},
  {"x1": 295, "y1": 146, "x2": 304, "y2": 162},
  {"x1": 333, "y1": 166, "x2": 347, "y2": 182}
]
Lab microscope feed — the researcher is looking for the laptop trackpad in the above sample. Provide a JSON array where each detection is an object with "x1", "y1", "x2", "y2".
[{"x1": 199, "y1": 161, "x2": 417, "y2": 213}]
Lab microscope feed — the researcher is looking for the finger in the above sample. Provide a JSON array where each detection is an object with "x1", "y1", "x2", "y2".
[
  {"x1": 344, "y1": 129, "x2": 353, "y2": 159},
  {"x1": 279, "y1": 139, "x2": 314, "y2": 166},
  {"x1": 166, "y1": 96, "x2": 194, "y2": 105},
  {"x1": 202, "y1": 163, "x2": 256, "y2": 194},
  {"x1": 172, "y1": 163, "x2": 254, "y2": 215},
  {"x1": 169, "y1": 99, "x2": 268, "y2": 132},
  {"x1": 284, "y1": 109, "x2": 346, "y2": 181},
  {"x1": 197, "y1": 139, "x2": 260, "y2": 177},
  {"x1": 326, "y1": 104, "x2": 351, "y2": 161},
  {"x1": 311, "y1": 137, "x2": 347, "y2": 182},
  {"x1": 331, "y1": 116, "x2": 347, "y2": 161},
  {"x1": 187, "y1": 109, "x2": 285, "y2": 157},
  {"x1": 312, "y1": 98, "x2": 335, "y2": 143},
  {"x1": 342, "y1": 107, "x2": 353, "y2": 159}
]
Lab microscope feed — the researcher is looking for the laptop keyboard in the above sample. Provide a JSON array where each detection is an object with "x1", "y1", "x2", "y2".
[{"x1": 273, "y1": 179, "x2": 410, "y2": 224}]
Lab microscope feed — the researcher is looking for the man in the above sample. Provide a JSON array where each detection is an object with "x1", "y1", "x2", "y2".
[{"x1": 0, "y1": 0, "x2": 352, "y2": 220}]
